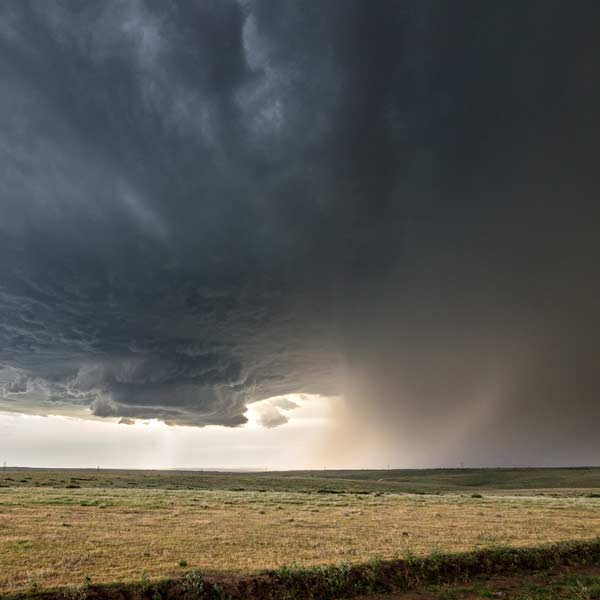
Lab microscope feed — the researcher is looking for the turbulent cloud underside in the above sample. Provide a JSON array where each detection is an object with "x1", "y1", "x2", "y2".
[{"x1": 0, "y1": 1, "x2": 599, "y2": 461}]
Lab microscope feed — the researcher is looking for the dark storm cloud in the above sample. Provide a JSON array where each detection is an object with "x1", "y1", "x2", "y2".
[{"x1": 0, "y1": 1, "x2": 599, "y2": 462}]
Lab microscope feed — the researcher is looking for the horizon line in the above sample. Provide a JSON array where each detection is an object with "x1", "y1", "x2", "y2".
[{"x1": 3, "y1": 465, "x2": 600, "y2": 472}]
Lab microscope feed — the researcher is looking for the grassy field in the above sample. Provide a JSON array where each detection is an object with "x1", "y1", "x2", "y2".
[
  {"x1": 4, "y1": 467, "x2": 600, "y2": 494},
  {"x1": 1, "y1": 468, "x2": 600, "y2": 596}
]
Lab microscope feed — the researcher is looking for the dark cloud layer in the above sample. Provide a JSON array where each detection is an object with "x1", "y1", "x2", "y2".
[{"x1": 0, "y1": 1, "x2": 599, "y2": 463}]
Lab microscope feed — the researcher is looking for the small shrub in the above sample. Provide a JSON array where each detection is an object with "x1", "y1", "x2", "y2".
[
  {"x1": 65, "y1": 575, "x2": 92, "y2": 600},
  {"x1": 179, "y1": 559, "x2": 189, "y2": 568},
  {"x1": 139, "y1": 570, "x2": 151, "y2": 592},
  {"x1": 211, "y1": 583, "x2": 229, "y2": 599},
  {"x1": 182, "y1": 569, "x2": 205, "y2": 598},
  {"x1": 26, "y1": 578, "x2": 40, "y2": 595}
]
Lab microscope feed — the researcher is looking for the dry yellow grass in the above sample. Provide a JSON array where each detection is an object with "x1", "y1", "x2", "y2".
[{"x1": 1, "y1": 487, "x2": 600, "y2": 593}]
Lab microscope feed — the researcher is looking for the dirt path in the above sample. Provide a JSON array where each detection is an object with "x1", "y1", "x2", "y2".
[{"x1": 351, "y1": 565, "x2": 600, "y2": 599}]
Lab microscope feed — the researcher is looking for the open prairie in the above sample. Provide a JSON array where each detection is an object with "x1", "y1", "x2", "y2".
[{"x1": 1, "y1": 468, "x2": 600, "y2": 595}]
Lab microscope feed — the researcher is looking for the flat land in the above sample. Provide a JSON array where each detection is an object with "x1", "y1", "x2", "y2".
[
  {"x1": 1, "y1": 468, "x2": 600, "y2": 595},
  {"x1": 355, "y1": 567, "x2": 600, "y2": 599}
]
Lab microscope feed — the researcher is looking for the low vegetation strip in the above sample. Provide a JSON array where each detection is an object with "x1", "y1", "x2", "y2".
[
  {"x1": 4, "y1": 467, "x2": 600, "y2": 494},
  {"x1": 3, "y1": 539, "x2": 600, "y2": 600}
]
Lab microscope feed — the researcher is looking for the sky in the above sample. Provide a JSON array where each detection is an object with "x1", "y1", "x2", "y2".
[{"x1": 0, "y1": 1, "x2": 599, "y2": 469}]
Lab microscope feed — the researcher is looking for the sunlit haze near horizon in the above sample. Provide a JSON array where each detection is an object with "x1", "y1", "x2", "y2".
[{"x1": 0, "y1": 394, "x2": 341, "y2": 470}]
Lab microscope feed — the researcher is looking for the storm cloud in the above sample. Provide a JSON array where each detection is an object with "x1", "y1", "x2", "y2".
[{"x1": 0, "y1": 1, "x2": 599, "y2": 464}]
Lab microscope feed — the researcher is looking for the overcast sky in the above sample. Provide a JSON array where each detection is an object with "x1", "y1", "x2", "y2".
[{"x1": 1, "y1": 1, "x2": 599, "y2": 468}]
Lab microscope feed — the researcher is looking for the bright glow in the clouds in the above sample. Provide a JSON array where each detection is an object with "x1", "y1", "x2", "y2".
[{"x1": 0, "y1": 394, "x2": 338, "y2": 470}]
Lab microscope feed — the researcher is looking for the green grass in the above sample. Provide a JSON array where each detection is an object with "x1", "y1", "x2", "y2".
[
  {"x1": 4, "y1": 539, "x2": 600, "y2": 599},
  {"x1": 2, "y1": 467, "x2": 600, "y2": 598},
  {"x1": 2, "y1": 467, "x2": 600, "y2": 495},
  {"x1": 432, "y1": 572, "x2": 600, "y2": 599}
]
